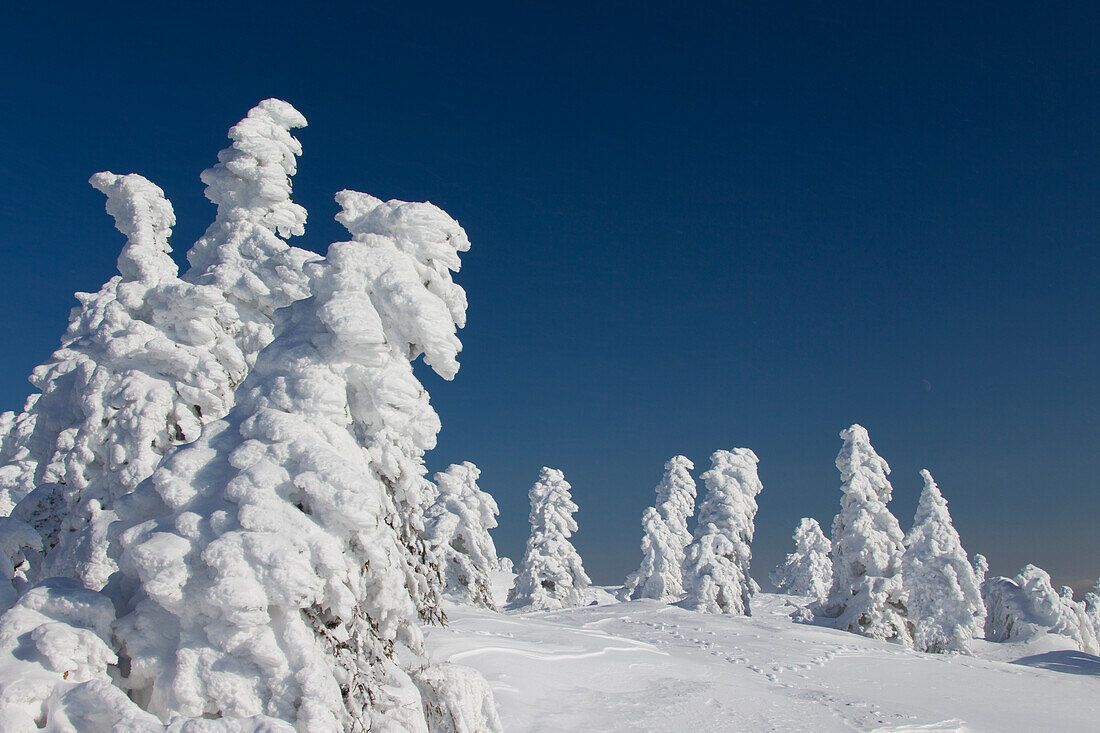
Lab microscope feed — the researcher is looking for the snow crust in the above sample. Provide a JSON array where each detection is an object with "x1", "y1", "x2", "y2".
[{"x1": 427, "y1": 587, "x2": 1100, "y2": 732}]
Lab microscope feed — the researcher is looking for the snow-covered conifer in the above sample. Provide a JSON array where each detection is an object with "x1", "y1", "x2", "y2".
[
  {"x1": 508, "y1": 468, "x2": 591, "y2": 610},
  {"x1": 770, "y1": 517, "x2": 832, "y2": 601},
  {"x1": 813, "y1": 425, "x2": 911, "y2": 645},
  {"x1": 1060, "y1": 585, "x2": 1099, "y2": 655},
  {"x1": 972, "y1": 553, "x2": 989, "y2": 586},
  {"x1": 902, "y1": 470, "x2": 985, "y2": 653},
  {"x1": 623, "y1": 455, "x2": 697, "y2": 601},
  {"x1": 424, "y1": 462, "x2": 501, "y2": 609},
  {"x1": 1, "y1": 173, "x2": 249, "y2": 590},
  {"x1": 183, "y1": 99, "x2": 319, "y2": 364},
  {"x1": 1084, "y1": 580, "x2": 1100, "y2": 649},
  {"x1": 681, "y1": 449, "x2": 763, "y2": 615},
  {"x1": 105, "y1": 189, "x2": 496, "y2": 729}
]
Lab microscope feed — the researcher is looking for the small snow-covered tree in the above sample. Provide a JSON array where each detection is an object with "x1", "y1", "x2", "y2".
[
  {"x1": 813, "y1": 425, "x2": 911, "y2": 645},
  {"x1": 972, "y1": 553, "x2": 989, "y2": 586},
  {"x1": 508, "y1": 467, "x2": 591, "y2": 610},
  {"x1": 623, "y1": 455, "x2": 697, "y2": 601},
  {"x1": 983, "y1": 565, "x2": 1097, "y2": 654},
  {"x1": 770, "y1": 517, "x2": 832, "y2": 601},
  {"x1": 424, "y1": 462, "x2": 501, "y2": 609},
  {"x1": 1084, "y1": 580, "x2": 1100, "y2": 649},
  {"x1": 1060, "y1": 585, "x2": 1099, "y2": 655},
  {"x1": 106, "y1": 189, "x2": 497, "y2": 730},
  {"x1": 681, "y1": 449, "x2": 763, "y2": 616},
  {"x1": 902, "y1": 470, "x2": 985, "y2": 653}
]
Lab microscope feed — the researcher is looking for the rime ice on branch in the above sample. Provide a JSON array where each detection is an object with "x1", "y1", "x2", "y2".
[
  {"x1": 770, "y1": 517, "x2": 832, "y2": 602},
  {"x1": 508, "y1": 468, "x2": 591, "y2": 610},
  {"x1": 623, "y1": 455, "x2": 697, "y2": 602},
  {"x1": 813, "y1": 425, "x2": 911, "y2": 645},
  {"x1": 902, "y1": 470, "x2": 985, "y2": 653},
  {"x1": 681, "y1": 449, "x2": 763, "y2": 616}
]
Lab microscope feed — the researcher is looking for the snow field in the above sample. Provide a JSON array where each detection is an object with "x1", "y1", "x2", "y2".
[{"x1": 425, "y1": 574, "x2": 1100, "y2": 732}]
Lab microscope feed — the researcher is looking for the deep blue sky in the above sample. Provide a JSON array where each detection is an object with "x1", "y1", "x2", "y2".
[{"x1": 1, "y1": 2, "x2": 1097, "y2": 592}]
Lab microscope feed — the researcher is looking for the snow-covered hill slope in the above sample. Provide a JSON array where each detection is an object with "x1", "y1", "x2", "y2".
[{"x1": 424, "y1": 574, "x2": 1100, "y2": 731}]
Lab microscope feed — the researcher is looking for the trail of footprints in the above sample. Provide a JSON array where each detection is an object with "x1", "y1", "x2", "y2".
[{"x1": 609, "y1": 617, "x2": 912, "y2": 728}]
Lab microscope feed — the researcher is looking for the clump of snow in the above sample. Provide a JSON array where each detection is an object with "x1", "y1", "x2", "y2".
[
  {"x1": 0, "y1": 578, "x2": 161, "y2": 730},
  {"x1": 0, "y1": 517, "x2": 40, "y2": 612},
  {"x1": 622, "y1": 455, "x2": 697, "y2": 602},
  {"x1": 413, "y1": 661, "x2": 503, "y2": 732},
  {"x1": 508, "y1": 468, "x2": 591, "y2": 610},
  {"x1": 770, "y1": 517, "x2": 832, "y2": 602},
  {"x1": 902, "y1": 470, "x2": 985, "y2": 653},
  {"x1": 424, "y1": 462, "x2": 502, "y2": 610},
  {"x1": 681, "y1": 448, "x2": 763, "y2": 615},
  {"x1": 813, "y1": 425, "x2": 911, "y2": 645}
]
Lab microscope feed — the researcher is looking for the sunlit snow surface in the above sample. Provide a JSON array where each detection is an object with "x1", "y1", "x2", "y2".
[{"x1": 425, "y1": 573, "x2": 1100, "y2": 732}]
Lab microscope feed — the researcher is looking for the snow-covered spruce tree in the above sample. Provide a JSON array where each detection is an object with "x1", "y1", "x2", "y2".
[
  {"x1": 983, "y1": 565, "x2": 1097, "y2": 654},
  {"x1": 107, "y1": 191, "x2": 499, "y2": 730},
  {"x1": 812, "y1": 425, "x2": 911, "y2": 645},
  {"x1": 183, "y1": 98, "x2": 319, "y2": 366},
  {"x1": 902, "y1": 470, "x2": 985, "y2": 653},
  {"x1": 17, "y1": 174, "x2": 249, "y2": 591},
  {"x1": 681, "y1": 449, "x2": 763, "y2": 615},
  {"x1": 622, "y1": 455, "x2": 697, "y2": 602},
  {"x1": 508, "y1": 467, "x2": 591, "y2": 610},
  {"x1": 423, "y1": 462, "x2": 501, "y2": 609},
  {"x1": 972, "y1": 553, "x2": 989, "y2": 586},
  {"x1": 770, "y1": 517, "x2": 832, "y2": 601}
]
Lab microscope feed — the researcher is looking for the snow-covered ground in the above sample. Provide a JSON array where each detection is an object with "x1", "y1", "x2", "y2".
[{"x1": 425, "y1": 573, "x2": 1100, "y2": 732}]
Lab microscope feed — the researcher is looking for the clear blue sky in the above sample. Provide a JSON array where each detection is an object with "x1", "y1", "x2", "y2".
[{"x1": 1, "y1": 2, "x2": 1096, "y2": 591}]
